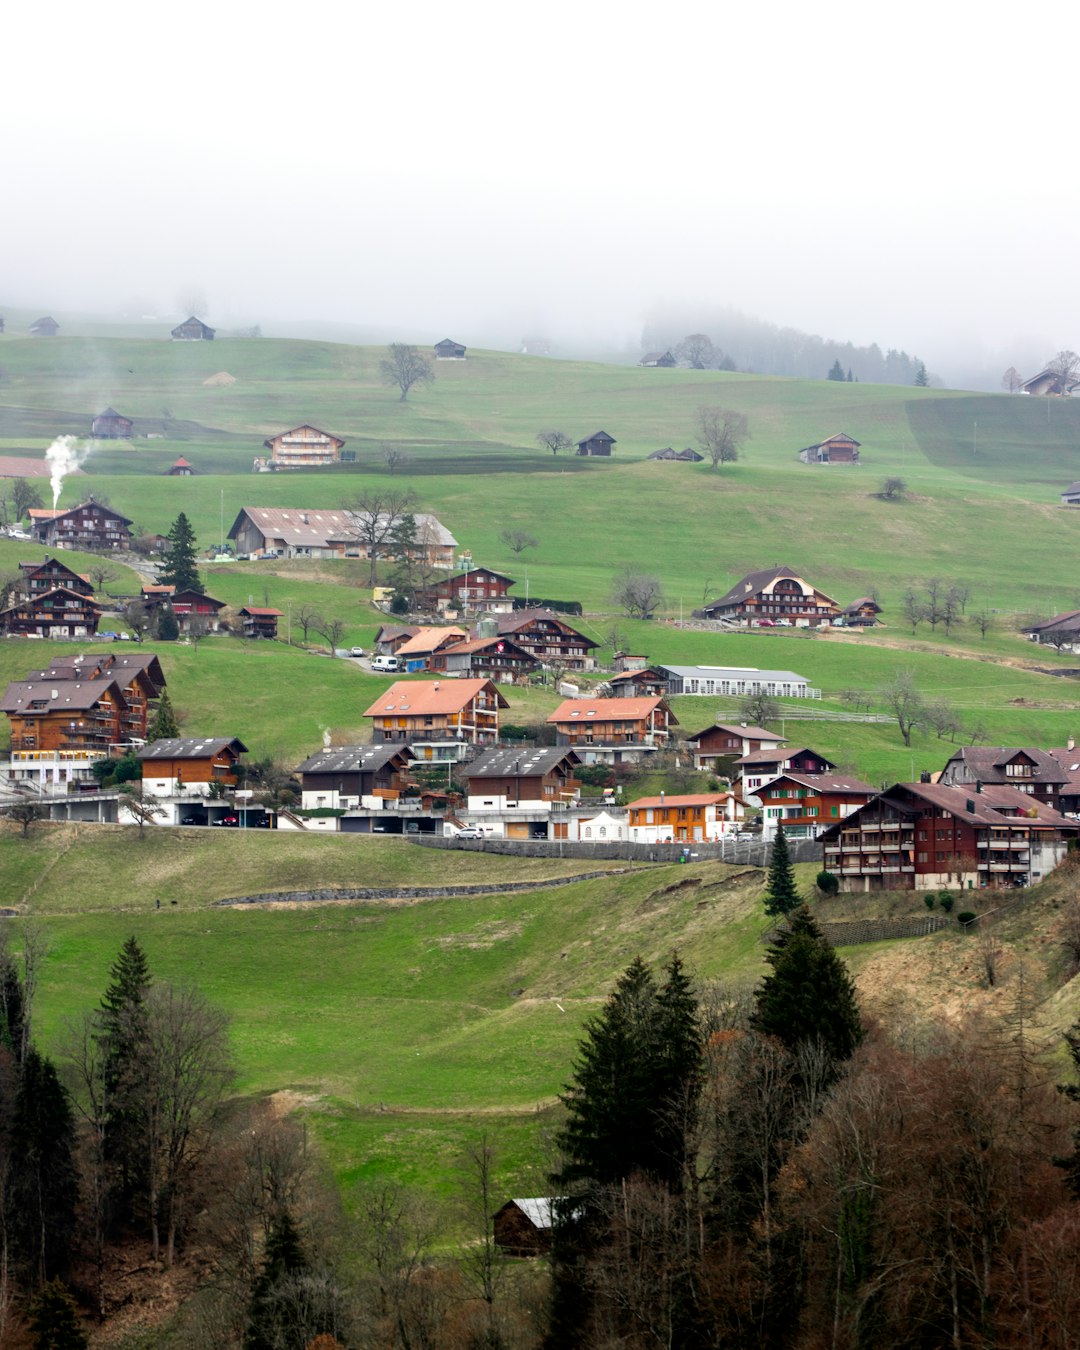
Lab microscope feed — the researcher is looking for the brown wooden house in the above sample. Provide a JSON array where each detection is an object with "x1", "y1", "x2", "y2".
[
  {"x1": 261, "y1": 425, "x2": 345, "y2": 470},
  {"x1": 171, "y1": 316, "x2": 215, "y2": 340},
  {"x1": 493, "y1": 1199, "x2": 557, "y2": 1256},
  {"x1": 429, "y1": 636, "x2": 538, "y2": 681},
  {"x1": 758, "y1": 772, "x2": 878, "y2": 840},
  {"x1": 363, "y1": 679, "x2": 508, "y2": 752},
  {"x1": 166, "y1": 457, "x2": 195, "y2": 476},
  {"x1": 296, "y1": 744, "x2": 415, "y2": 810},
  {"x1": 18, "y1": 557, "x2": 93, "y2": 598},
  {"x1": 938, "y1": 746, "x2": 1067, "y2": 810},
  {"x1": 415, "y1": 567, "x2": 516, "y2": 614},
  {"x1": 91, "y1": 408, "x2": 133, "y2": 439},
  {"x1": 239, "y1": 606, "x2": 283, "y2": 639},
  {"x1": 487, "y1": 609, "x2": 598, "y2": 669},
  {"x1": 434, "y1": 338, "x2": 467, "y2": 359},
  {"x1": 547, "y1": 695, "x2": 675, "y2": 763},
  {"x1": 683, "y1": 722, "x2": 786, "y2": 773},
  {"x1": 639, "y1": 350, "x2": 676, "y2": 367},
  {"x1": 137, "y1": 737, "x2": 248, "y2": 796},
  {"x1": 798, "y1": 432, "x2": 861, "y2": 464},
  {"x1": 141, "y1": 586, "x2": 226, "y2": 634},
  {"x1": 609, "y1": 667, "x2": 669, "y2": 698},
  {"x1": 0, "y1": 587, "x2": 104, "y2": 639},
  {"x1": 465, "y1": 746, "x2": 581, "y2": 809},
  {"x1": 575, "y1": 430, "x2": 616, "y2": 456},
  {"x1": 700, "y1": 566, "x2": 842, "y2": 627},
  {"x1": 841, "y1": 597, "x2": 882, "y2": 626},
  {"x1": 30, "y1": 500, "x2": 133, "y2": 552}
]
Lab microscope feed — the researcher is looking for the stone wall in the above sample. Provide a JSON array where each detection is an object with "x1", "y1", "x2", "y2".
[
  {"x1": 410, "y1": 836, "x2": 819, "y2": 866},
  {"x1": 214, "y1": 871, "x2": 625, "y2": 907}
]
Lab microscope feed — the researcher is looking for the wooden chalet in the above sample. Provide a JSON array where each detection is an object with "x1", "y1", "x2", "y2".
[
  {"x1": 938, "y1": 746, "x2": 1067, "y2": 810},
  {"x1": 1022, "y1": 369, "x2": 1080, "y2": 396},
  {"x1": 1049, "y1": 742, "x2": 1080, "y2": 815},
  {"x1": 18, "y1": 557, "x2": 93, "y2": 598},
  {"x1": 166, "y1": 457, "x2": 195, "y2": 476},
  {"x1": 138, "y1": 737, "x2": 248, "y2": 796},
  {"x1": 798, "y1": 432, "x2": 861, "y2": 465},
  {"x1": 1, "y1": 651, "x2": 164, "y2": 753},
  {"x1": 295, "y1": 744, "x2": 415, "y2": 810},
  {"x1": 575, "y1": 430, "x2": 616, "y2": 457},
  {"x1": 228, "y1": 507, "x2": 457, "y2": 567},
  {"x1": 684, "y1": 722, "x2": 785, "y2": 773},
  {"x1": 738, "y1": 746, "x2": 837, "y2": 804},
  {"x1": 700, "y1": 566, "x2": 842, "y2": 627},
  {"x1": 638, "y1": 350, "x2": 676, "y2": 367},
  {"x1": 612, "y1": 652, "x2": 648, "y2": 673},
  {"x1": 758, "y1": 772, "x2": 878, "y2": 840},
  {"x1": 363, "y1": 679, "x2": 508, "y2": 756},
  {"x1": 547, "y1": 695, "x2": 675, "y2": 764},
  {"x1": 493, "y1": 1199, "x2": 556, "y2": 1257},
  {"x1": 140, "y1": 586, "x2": 225, "y2": 633},
  {"x1": 609, "y1": 667, "x2": 669, "y2": 699},
  {"x1": 239, "y1": 606, "x2": 283, "y2": 639},
  {"x1": 841, "y1": 596, "x2": 882, "y2": 626},
  {"x1": 434, "y1": 338, "x2": 466, "y2": 359},
  {"x1": 428, "y1": 635, "x2": 538, "y2": 682},
  {"x1": 0, "y1": 587, "x2": 103, "y2": 639},
  {"x1": 466, "y1": 746, "x2": 581, "y2": 813},
  {"x1": 1023, "y1": 610, "x2": 1080, "y2": 651},
  {"x1": 819, "y1": 782, "x2": 1078, "y2": 892},
  {"x1": 171, "y1": 316, "x2": 215, "y2": 340},
  {"x1": 91, "y1": 408, "x2": 133, "y2": 439},
  {"x1": 486, "y1": 609, "x2": 598, "y2": 670},
  {"x1": 30, "y1": 500, "x2": 133, "y2": 552},
  {"x1": 627, "y1": 791, "x2": 742, "y2": 843},
  {"x1": 30, "y1": 317, "x2": 59, "y2": 336},
  {"x1": 374, "y1": 624, "x2": 420, "y2": 655},
  {"x1": 415, "y1": 567, "x2": 515, "y2": 615},
  {"x1": 647, "y1": 446, "x2": 704, "y2": 461},
  {"x1": 260, "y1": 425, "x2": 345, "y2": 470}
]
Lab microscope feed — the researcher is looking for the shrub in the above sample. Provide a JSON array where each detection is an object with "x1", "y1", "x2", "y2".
[
  {"x1": 924, "y1": 894, "x2": 936, "y2": 910},
  {"x1": 816, "y1": 869, "x2": 839, "y2": 896},
  {"x1": 939, "y1": 894, "x2": 954, "y2": 914},
  {"x1": 957, "y1": 911, "x2": 977, "y2": 929}
]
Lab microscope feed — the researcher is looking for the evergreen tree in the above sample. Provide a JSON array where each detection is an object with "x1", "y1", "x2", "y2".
[
  {"x1": 155, "y1": 604, "x2": 180, "y2": 641},
  {"x1": 914, "y1": 360, "x2": 929, "y2": 387},
  {"x1": 653, "y1": 953, "x2": 703, "y2": 1190},
  {"x1": 763, "y1": 824, "x2": 801, "y2": 916},
  {"x1": 10, "y1": 1050, "x2": 79, "y2": 1285},
  {"x1": 244, "y1": 1210, "x2": 310, "y2": 1350},
  {"x1": 847, "y1": 368, "x2": 854, "y2": 381},
  {"x1": 1055, "y1": 1023, "x2": 1080, "y2": 1196},
  {"x1": 148, "y1": 689, "x2": 180, "y2": 741},
  {"x1": 158, "y1": 512, "x2": 203, "y2": 594},
  {"x1": 0, "y1": 946, "x2": 26, "y2": 1062},
  {"x1": 28, "y1": 1279, "x2": 88, "y2": 1350},
  {"x1": 827, "y1": 359, "x2": 845, "y2": 381},
  {"x1": 97, "y1": 938, "x2": 153, "y2": 1202},
  {"x1": 752, "y1": 906, "x2": 863, "y2": 1066}
]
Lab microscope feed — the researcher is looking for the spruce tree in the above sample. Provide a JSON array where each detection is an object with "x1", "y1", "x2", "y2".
[
  {"x1": 154, "y1": 605, "x2": 180, "y2": 641},
  {"x1": 97, "y1": 938, "x2": 153, "y2": 1201},
  {"x1": 827, "y1": 359, "x2": 845, "y2": 381},
  {"x1": 148, "y1": 689, "x2": 180, "y2": 741},
  {"x1": 752, "y1": 906, "x2": 863, "y2": 1065},
  {"x1": 10, "y1": 1050, "x2": 79, "y2": 1285},
  {"x1": 245, "y1": 1210, "x2": 310, "y2": 1350},
  {"x1": 763, "y1": 824, "x2": 801, "y2": 916},
  {"x1": 28, "y1": 1279, "x2": 89, "y2": 1350},
  {"x1": 653, "y1": 953, "x2": 703, "y2": 1189},
  {"x1": 158, "y1": 512, "x2": 203, "y2": 594},
  {"x1": 914, "y1": 360, "x2": 929, "y2": 387},
  {"x1": 1055, "y1": 1023, "x2": 1080, "y2": 1196}
]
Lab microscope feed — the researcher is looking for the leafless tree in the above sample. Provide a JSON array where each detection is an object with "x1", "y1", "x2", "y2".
[
  {"x1": 979, "y1": 930, "x2": 1003, "y2": 987},
  {"x1": 0, "y1": 570, "x2": 20, "y2": 611},
  {"x1": 136, "y1": 982, "x2": 236, "y2": 1265},
  {"x1": 346, "y1": 488, "x2": 419, "y2": 586},
  {"x1": 971, "y1": 607, "x2": 994, "y2": 639},
  {"x1": 925, "y1": 698, "x2": 960, "y2": 741},
  {"x1": 61, "y1": 1011, "x2": 113, "y2": 1320},
  {"x1": 611, "y1": 565, "x2": 665, "y2": 619},
  {"x1": 880, "y1": 476, "x2": 907, "y2": 500},
  {"x1": 123, "y1": 600, "x2": 152, "y2": 641},
  {"x1": 2, "y1": 800, "x2": 46, "y2": 838},
  {"x1": 942, "y1": 586, "x2": 965, "y2": 636},
  {"x1": 1002, "y1": 366, "x2": 1023, "y2": 392},
  {"x1": 456, "y1": 1135, "x2": 510, "y2": 1346},
  {"x1": 353, "y1": 1179, "x2": 443, "y2": 1348},
  {"x1": 677, "y1": 333, "x2": 717, "y2": 369},
  {"x1": 924, "y1": 577, "x2": 946, "y2": 632},
  {"x1": 880, "y1": 669, "x2": 925, "y2": 746},
  {"x1": 383, "y1": 443, "x2": 409, "y2": 474},
  {"x1": 964, "y1": 717, "x2": 989, "y2": 745},
  {"x1": 1058, "y1": 898, "x2": 1080, "y2": 979},
  {"x1": 1048, "y1": 350, "x2": 1080, "y2": 385},
  {"x1": 536, "y1": 429, "x2": 572, "y2": 456},
  {"x1": 839, "y1": 687, "x2": 872, "y2": 715},
  {"x1": 86, "y1": 562, "x2": 119, "y2": 594},
  {"x1": 9, "y1": 478, "x2": 43, "y2": 521},
  {"x1": 318, "y1": 616, "x2": 346, "y2": 654},
  {"x1": 379, "y1": 343, "x2": 434, "y2": 402},
  {"x1": 740, "y1": 691, "x2": 780, "y2": 727},
  {"x1": 119, "y1": 782, "x2": 166, "y2": 837},
  {"x1": 293, "y1": 604, "x2": 324, "y2": 646},
  {"x1": 901, "y1": 588, "x2": 927, "y2": 635},
  {"x1": 499, "y1": 527, "x2": 538, "y2": 554},
  {"x1": 696, "y1": 405, "x2": 749, "y2": 469}
]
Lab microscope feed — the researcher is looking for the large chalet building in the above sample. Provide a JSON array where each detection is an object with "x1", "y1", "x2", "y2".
[
  {"x1": 758, "y1": 772, "x2": 878, "y2": 841},
  {"x1": 737, "y1": 746, "x2": 837, "y2": 806},
  {"x1": 415, "y1": 568, "x2": 516, "y2": 615},
  {"x1": 484, "y1": 610, "x2": 598, "y2": 670},
  {"x1": 938, "y1": 746, "x2": 1067, "y2": 809},
  {"x1": 820, "y1": 782, "x2": 1078, "y2": 892},
  {"x1": 363, "y1": 679, "x2": 508, "y2": 760},
  {"x1": 466, "y1": 746, "x2": 581, "y2": 814},
  {"x1": 547, "y1": 695, "x2": 675, "y2": 764},
  {"x1": 228, "y1": 507, "x2": 457, "y2": 567},
  {"x1": 257, "y1": 424, "x2": 345, "y2": 471},
  {"x1": 429, "y1": 636, "x2": 538, "y2": 682},
  {"x1": 30, "y1": 501, "x2": 134, "y2": 552},
  {"x1": 798, "y1": 432, "x2": 861, "y2": 465},
  {"x1": 700, "y1": 566, "x2": 843, "y2": 627},
  {"x1": 296, "y1": 744, "x2": 415, "y2": 811},
  {"x1": 18, "y1": 558, "x2": 93, "y2": 598},
  {"x1": 91, "y1": 408, "x2": 133, "y2": 439},
  {"x1": 140, "y1": 586, "x2": 226, "y2": 634},
  {"x1": 0, "y1": 587, "x2": 103, "y2": 639}
]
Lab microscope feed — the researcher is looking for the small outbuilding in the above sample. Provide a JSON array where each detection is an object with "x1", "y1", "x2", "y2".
[
  {"x1": 575, "y1": 430, "x2": 616, "y2": 457},
  {"x1": 798, "y1": 432, "x2": 861, "y2": 465},
  {"x1": 434, "y1": 338, "x2": 466, "y2": 360},
  {"x1": 647, "y1": 447, "x2": 703, "y2": 461},
  {"x1": 493, "y1": 1199, "x2": 558, "y2": 1257},
  {"x1": 91, "y1": 408, "x2": 133, "y2": 439},
  {"x1": 30, "y1": 316, "x2": 59, "y2": 336},
  {"x1": 171, "y1": 316, "x2": 216, "y2": 341},
  {"x1": 638, "y1": 350, "x2": 676, "y2": 367},
  {"x1": 166, "y1": 457, "x2": 195, "y2": 475}
]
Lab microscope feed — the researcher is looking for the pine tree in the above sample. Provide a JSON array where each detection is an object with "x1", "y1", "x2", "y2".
[
  {"x1": 245, "y1": 1210, "x2": 310, "y2": 1350},
  {"x1": 1055, "y1": 1023, "x2": 1080, "y2": 1196},
  {"x1": 154, "y1": 605, "x2": 180, "y2": 641},
  {"x1": 653, "y1": 953, "x2": 703, "y2": 1189},
  {"x1": 158, "y1": 512, "x2": 203, "y2": 594},
  {"x1": 914, "y1": 360, "x2": 929, "y2": 387},
  {"x1": 0, "y1": 947, "x2": 26, "y2": 1062},
  {"x1": 827, "y1": 359, "x2": 845, "y2": 381},
  {"x1": 28, "y1": 1279, "x2": 89, "y2": 1350},
  {"x1": 10, "y1": 1050, "x2": 79, "y2": 1285},
  {"x1": 148, "y1": 689, "x2": 180, "y2": 741},
  {"x1": 763, "y1": 824, "x2": 801, "y2": 916},
  {"x1": 97, "y1": 938, "x2": 153, "y2": 1202},
  {"x1": 752, "y1": 906, "x2": 863, "y2": 1066},
  {"x1": 847, "y1": 368, "x2": 855, "y2": 382}
]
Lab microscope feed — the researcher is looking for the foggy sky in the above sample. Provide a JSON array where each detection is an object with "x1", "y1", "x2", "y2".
[{"x1": 7, "y1": 0, "x2": 1078, "y2": 376}]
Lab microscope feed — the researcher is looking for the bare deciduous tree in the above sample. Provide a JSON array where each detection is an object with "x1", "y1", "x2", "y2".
[
  {"x1": 696, "y1": 405, "x2": 749, "y2": 469},
  {"x1": 1048, "y1": 350, "x2": 1080, "y2": 385},
  {"x1": 2, "y1": 800, "x2": 46, "y2": 838},
  {"x1": 379, "y1": 343, "x2": 434, "y2": 402},
  {"x1": 880, "y1": 476, "x2": 907, "y2": 500},
  {"x1": 86, "y1": 562, "x2": 119, "y2": 594},
  {"x1": 925, "y1": 698, "x2": 960, "y2": 741},
  {"x1": 740, "y1": 691, "x2": 780, "y2": 727},
  {"x1": 677, "y1": 333, "x2": 716, "y2": 369},
  {"x1": 353, "y1": 1179, "x2": 443, "y2": 1348},
  {"x1": 499, "y1": 527, "x2": 538, "y2": 554},
  {"x1": 972, "y1": 607, "x2": 994, "y2": 639},
  {"x1": 611, "y1": 565, "x2": 665, "y2": 620},
  {"x1": 382, "y1": 443, "x2": 409, "y2": 475},
  {"x1": 1002, "y1": 366, "x2": 1023, "y2": 392},
  {"x1": 880, "y1": 669, "x2": 925, "y2": 746},
  {"x1": 123, "y1": 601, "x2": 152, "y2": 641},
  {"x1": 318, "y1": 616, "x2": 346, "y2": 655},
  {"x1": 118, "y1": 783, "x2": 166, "y2": 838},
  {"x1": 536, "y1": 429, "x2": 572, "y2": 456},
  {"x1": 902, "y1": 588, "x2": 927, "y2": 635},
  {"x1": 346, "y1": 488, "x2": 419, "y2": 586},
  {"x1": 293, "y1": 604, "x2": 324, "y2": 646}
]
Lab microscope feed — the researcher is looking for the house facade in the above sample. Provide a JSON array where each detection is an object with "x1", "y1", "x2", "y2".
[
  {"x1": 30, "y1": 501, "x2": 133, "y2": 552},
  {"x1": 841, "y1": 597, "x2": 882, "y2": 626},
  {"x1": 609, "y1": 668, "x2": 669, "y2": 699},
  {"x1": 701, "y1": 566, "x2": 843, "y2": 627},
  {"x1": 166, "y1": 457, "x2": 195, "y2": 476},
  {"x1": 295, "y1": 744, "x2": 415, "y2": 810},
  {"x1": 547, "y1": 696, "x2": 675, "y2": 764},
  {"x1": 138, "y1": 737, "x2": 248, "y2": 797},
  {"x1": 938, "y1": 746, "x2": 1066, "y2": 809},
  {"x1": 171, "y1": 316, "x2": 215, "y2": 340},
  {"x1": 141, "y1": 587, "x2": 226, "y2": 634},
  {"x1": 639, "y1": 351, "x2": 676, "y2": 367},
  {"x1": 627, "y1": 792, "x2": 743, "y2": 843},
  {"x1": 684, "y1": 722, "x2": 785, "y2": 773},
  {"x1": 798, "y1": 432, "x2": 861, "y2": 465},
  {"x1": 0, "y1": 587, "x2": 103, "y2": 639},
  {"x1": 758, "y1": 772, "x2": 878, "y2": 841},
  {"x1": 1023, "y1": 610, "x2": 1080, "y2": 651},
  {"x1": 429, "y1": 636, "x2": 538, "y2": 682},
  {"x1": 819, "y1": 782, "x2": 1078, "y2": 892},
  {"x1": 392, "y1": 627, "x2": 468, "y2": 672},
  {"x1": 657, "y1": 664, "x2": 819, "y2": 699},
  {"x1": 576, "y1": 430, "x2": 616, "y2": 456},
  {"x1": 259, "y1": 425, "x2": 345, "y2": 471},
  {"x1": 363, "y1": 679, "x2": 508, "y2": 759},
  {"x1": 487, "y1": 609, "x2": 598, "y2": 669},
  {"x1": 415, "y1": 568, "x2": 515, "y2": 614},
  {"x1": 18, "y1": 558, "x2": 93, "y2": 598},
  {"x1": 465, "y1": 746, "x2": 581, "y2": 816},
  {"x1": 737, "y1": 746, "x2": 837, "y2": 805},
  {"x1": 434, "y1": 339, "x2": 467, "y2": 359},
  {"x1": 1022, "y1": 369, "x2": 1080, "y2": 396},
  {"x1": 239, "y1": 607, "x2": 283, "y2": 639},
  {"x1": 91, "y1": 408, "x2": 133, "y2": 439}
]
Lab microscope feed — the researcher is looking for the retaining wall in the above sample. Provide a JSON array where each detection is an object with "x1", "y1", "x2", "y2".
[
  {"x1": 214, "y1": 871, "x2": 626, "y2": 906},
  {"x1": 409, "y1": 836, "x2": 819, "y2": 866}
]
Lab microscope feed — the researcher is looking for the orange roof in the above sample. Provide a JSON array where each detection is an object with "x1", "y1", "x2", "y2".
[
  {"x1": 28, "y1": 508, "x2": 64, "y2": 520},
  {"x1": 547, "y1": 696, "x2": 674, "y2": 724},
  {"x1": 363, "y1": 678, "x2": 508, "y2": 717},
  {"x1": 142, "y1": 585, "x2": 175, "y2": 596},
  {"x1": 394, "y1": 626, "x2": 467, "y2": 656},
  {"x1": 628, "y1": 793, "x2": 731, "y2": 809}
]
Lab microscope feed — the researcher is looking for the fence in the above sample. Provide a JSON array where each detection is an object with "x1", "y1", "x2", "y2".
[{"x1": 410, "y1": 835, "x2": 820, "y2": 866}]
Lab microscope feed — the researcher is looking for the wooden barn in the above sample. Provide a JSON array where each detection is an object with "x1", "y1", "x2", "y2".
[
  {"x1": 239, "y1": 606, "x2": 283, "y2": 639},
  {"x1": 638, "y1": 350, "x2": 676, "y2": 367},
  {"x1": 434, "y1": 338, "x2": 467, "y2": 359},
  {"x1": 575, "y1": 430, "x2": 616, "y2": 457},
  {"x1": 798, "y1": 432, "x2": 861, "y2": 465},
  {"x1": 493, "y1": 1199, "x2": 557, "y2": 1257},
  {"x1": 171, "y1": 316, "x2": 215, "y2": 341},
  {"x1": 29, "y1": 316, "x2": 59, "y2": 336},
  {"x1": 91, "y1": 408, "x2": 133, "y2": 439}
]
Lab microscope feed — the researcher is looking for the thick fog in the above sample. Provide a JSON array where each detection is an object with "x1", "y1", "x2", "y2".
[{"x1": 6, "y1": 0, "x2": 1077, "y2": 383}]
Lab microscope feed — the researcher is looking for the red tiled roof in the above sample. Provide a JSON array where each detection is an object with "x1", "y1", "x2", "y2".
[
  {"x1": 547, "y1": 696, "x2": 672, "y2": 723},
  {"x1": 363, "y1": 679, "x2": 509, "y2": 717},
  {"x1": 628, "y1": 793, "x2": 731, "y2": 809}
]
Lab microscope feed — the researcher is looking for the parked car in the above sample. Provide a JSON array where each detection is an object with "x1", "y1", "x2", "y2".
[
  {"x1": 455, "y1": 827, "x2": 485, "y2": 839},
  {"x1": 370, "y1": 655, "x2": 399, "y2": 672},
  {"x1": 212, "y1": 815, "x2": 239, "y2": 827},
  {"x1": 756, "y1": 618, "x2": 776, "y2": 627},
  {"x1": 180, "y1": 815, "x2": 202, "y2": 825},
  {"x1": 349, "y1": 646, "x2": 366, "y2": 658}
]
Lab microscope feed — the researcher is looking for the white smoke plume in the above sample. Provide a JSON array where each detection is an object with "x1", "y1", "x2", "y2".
[{"x1": 45, "y1": 435, "x2": 95, "y2": 510}]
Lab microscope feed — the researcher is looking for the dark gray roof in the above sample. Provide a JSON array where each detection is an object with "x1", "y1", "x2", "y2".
[
  {"x1": 1, "y1": 677, "x2": 123, "y2": 713},
  {"x1": 705, "y1": 566, "x2": 833, "y2": 612},
  {"x1": 467, "y1": 746, "x2": 581, "y2": 779},
  {"x1": 941, "y1": 745, "x2": 1067, "y2": 786},
  {"x1": 295, "y1": 743, "x2": 413, "y2": 775},
  {"x1": 139, "y1": 737, "x2": 247, "y2": 761}
]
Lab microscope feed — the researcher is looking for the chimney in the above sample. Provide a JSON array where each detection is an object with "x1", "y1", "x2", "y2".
[
  {"x1": 920, "y1": 770, "x2": 931, "y2": 783},
  {"x1": 1069, "y1": 736, "x2": 1076, "y2": 752},
  {"x1": 660, "y1": 790, "x2": 665, "y2": 805}
]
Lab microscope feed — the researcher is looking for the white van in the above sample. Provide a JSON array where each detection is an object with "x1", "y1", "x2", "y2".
[{"x1": 370, "y1": 654, "x2": 399, "y2": 673}]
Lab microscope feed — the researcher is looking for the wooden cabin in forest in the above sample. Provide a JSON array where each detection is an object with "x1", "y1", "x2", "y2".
[
  {"x1": 493, "y1": 1200, "x2": 557, "y2": 1256},
  {"x1": 171, "y1": 316, "x2": 215, "y2": 340}
]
